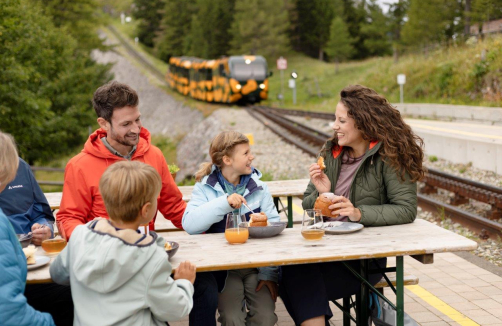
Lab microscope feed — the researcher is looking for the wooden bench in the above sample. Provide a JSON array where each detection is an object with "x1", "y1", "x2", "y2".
[{"x1": 375, "y1": 273, "x2": 419, "y2": 293}]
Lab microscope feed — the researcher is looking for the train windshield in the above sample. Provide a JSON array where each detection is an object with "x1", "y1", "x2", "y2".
[{"x1": 231, "y1": 63, "x2": 267, "y2": 81}]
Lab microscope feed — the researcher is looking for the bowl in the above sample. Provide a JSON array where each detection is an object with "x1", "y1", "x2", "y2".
[
  {"x1": 16, "y1": 233, "x2": 33, "y2": 248},
  {"x1": 165, "y1": 241, "x2": 179, "y2": 260},
  {"x1": 248, "y1": 222, "x2": 287, "y2": 238}
]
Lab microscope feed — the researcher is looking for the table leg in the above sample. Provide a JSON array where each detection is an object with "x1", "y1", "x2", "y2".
[
  {"x1": 397, "y1": 256, "x2": 404, "y2": 326},
  {"x1": 343, "y1": 297, "x2": 351, "y2": 326},
  {"x1": 360, "y1": 259, "x2": 369, "y2": 326},
  {"x1": 287, "y1": 196, "x2": 293, "y2": 228},
  {"x1": 274, "y1": 197, "x2": 279, "y2": 213}
]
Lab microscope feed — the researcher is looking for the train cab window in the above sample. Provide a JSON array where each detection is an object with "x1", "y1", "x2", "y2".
[
  {"x1": 219, "y1": 64, "x2": 226, "y2": 76},
  {"x1": 206, "y1": 69, "x2": 212, "y2": 81},
  {"x1": 231, "y1": 63, "x2": 267, "y2": 80}
]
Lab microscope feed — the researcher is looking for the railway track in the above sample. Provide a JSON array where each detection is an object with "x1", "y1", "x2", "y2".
[{"x1": 249, "y1": 105, "x2": 502, "y2": 239}]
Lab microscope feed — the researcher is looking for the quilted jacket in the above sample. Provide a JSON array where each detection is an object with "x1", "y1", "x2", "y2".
[
  {"x1": 303, "y1": 141, "x2": 417, "y2": 226},
  {"x1": 0, "y1": 211, "x2": 54, "y2": 326}
]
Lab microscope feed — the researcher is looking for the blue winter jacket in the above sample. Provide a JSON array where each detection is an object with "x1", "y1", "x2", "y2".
[
  {"x1": 182, "y1": 166, "x2": 280, "y2": 283},
  {"x1": 0, "y1": 210, "x2": 55, "y2": 326},
  {"x1": 0, "y1": 158, "x2": 54, "y2": 236}
]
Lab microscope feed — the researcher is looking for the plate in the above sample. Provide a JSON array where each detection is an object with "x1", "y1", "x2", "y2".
[
  {"x1": 27, "y1": 256, "x2": 51, "y2": 270},
  {"x1": 323, "y1": 222, "x2": 364, "y2": 234},
  {"x1": 248, "y1": 222, "x2": 287, "y2": 238}
]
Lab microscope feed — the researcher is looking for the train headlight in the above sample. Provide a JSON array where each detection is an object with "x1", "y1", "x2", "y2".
[
  {"x1": 259, "y1": 83, "x2": 266, "y2": 89},
  {"x1": 236, "y1": 84, "x2": 242, "y2": 90},
  {"x1": 245, "y1": 59, "x2": 251, "y2": 64}
]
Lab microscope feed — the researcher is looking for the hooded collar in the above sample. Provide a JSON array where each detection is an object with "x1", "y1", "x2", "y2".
[
  {"x1": 331, "y1": 140, "x2": 380, "y2": 159},
  {"x1": 83, "y1": 128, "x2": 152, "y2": 160},
  {"x1": 204, "y1": 165, "x2": 262, "y2": 198}
]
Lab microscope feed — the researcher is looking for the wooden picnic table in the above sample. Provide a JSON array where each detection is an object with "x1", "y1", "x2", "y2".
[
  {"x1": 44, "y1": 179, "x2": 310, "y2": 227},
  {"x1": 27, "y1": 219, "x2": 477, "y2": 326}
]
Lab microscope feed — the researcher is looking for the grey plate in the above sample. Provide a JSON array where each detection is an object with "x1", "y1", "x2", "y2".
[
  {"x1": 248, "y1": 222, "x2": 287, "y2": 238},
  {"x1": 27, "y1": 255, "x2": 51, "y2": 270},
  {"x1": 323, "y1": 222, "x2": 364, "y2": 234},
  {"x1": 165, "y1": 241, "x2": 179, "y2": 261}
]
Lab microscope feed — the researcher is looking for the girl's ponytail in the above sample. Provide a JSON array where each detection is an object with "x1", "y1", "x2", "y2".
[{"x1": 194, "y1": 162, "x2": 213, "y2": 182}]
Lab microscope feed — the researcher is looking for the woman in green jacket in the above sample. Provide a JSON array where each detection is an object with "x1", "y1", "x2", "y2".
[{"x1": 279, "y1": 85, "x2": 425, "y2": 326}]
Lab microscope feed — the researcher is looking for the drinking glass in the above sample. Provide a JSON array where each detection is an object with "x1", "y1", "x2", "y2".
[
  {"x1": 225, "y1": 213, "x2": 249, "y2": 244},
  {"x1": 301, "y1": 209, "x2": 325, "y2": 241}
]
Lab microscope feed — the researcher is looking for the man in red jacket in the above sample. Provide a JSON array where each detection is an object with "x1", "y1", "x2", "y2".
[{"x1": 57, "y1": 81, "x2": 185, "y2": 240}]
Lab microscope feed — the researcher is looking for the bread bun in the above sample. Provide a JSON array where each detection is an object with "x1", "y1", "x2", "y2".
[
  {"x1": 317, "y1": 156, "x2": 326, "y2": 171},
  {"x1": 249, "y1": 212, "x2": 268, "y2": 227},
  {"x1": 314, "y1": 192, "x2": 339, "y2": 218}
]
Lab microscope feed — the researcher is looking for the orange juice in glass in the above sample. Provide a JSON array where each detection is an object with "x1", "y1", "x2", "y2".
[{"x1": 224, "y1": 213, "x2": 249, "y2": 244}]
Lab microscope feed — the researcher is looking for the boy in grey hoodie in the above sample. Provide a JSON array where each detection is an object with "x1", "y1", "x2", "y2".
[{"x1": 50, "y1": 161, "x2": 196, "y2": 326}]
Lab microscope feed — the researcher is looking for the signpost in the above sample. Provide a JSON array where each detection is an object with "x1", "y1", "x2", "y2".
[
  {"x1": 397, "y1": 74, "x2": 406, "y2": 104},
  {"x1": 290, "y1": 71, "x2": 298, "y2": 105},
  {"x1": 277, "y1": 57, "x2": 287, "y2": 104}
]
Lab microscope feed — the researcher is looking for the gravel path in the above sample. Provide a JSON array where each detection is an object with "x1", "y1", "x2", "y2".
[
  {"x1": 176, "y1": 109, "x2": 313, "y2": 182},
  {"x1": 91, "y1": 33, "x2": 203, "y2": 139}
]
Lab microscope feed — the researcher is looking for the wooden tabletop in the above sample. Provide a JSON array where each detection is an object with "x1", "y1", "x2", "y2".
[
  {"x1": 27, "y1": 219, "x2": 477, "y2": 283},
  {"x1": 44, "y1": 179, "x2": 310, "y2": 210}
]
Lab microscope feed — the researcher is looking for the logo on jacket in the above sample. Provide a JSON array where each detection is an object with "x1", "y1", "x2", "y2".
[{"x1": 8, "y1": 185, "x2": 23, "y2": 190}]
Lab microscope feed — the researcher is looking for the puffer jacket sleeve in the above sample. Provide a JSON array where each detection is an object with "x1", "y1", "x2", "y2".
[
  {"x1": 358, "y1": 164, "x2": 417, "y2": 226},
  {"x1": 157, "y1": 152, "x2": 186, "y2": 229},
  {"x1": 146, "y1": 254, "x2": 194, "y2": 322},
  {"x1": 0, "y1": 216, "x2": 55, "y2": 326},
  {"x1": 182, "y1": 182, "x2": 233, "y2": 234},
  {"x1": 302, "y1": 181, "x2": 319, "y2": 210}
]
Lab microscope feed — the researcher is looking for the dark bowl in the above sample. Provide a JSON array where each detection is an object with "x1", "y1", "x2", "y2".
[
  {"x1": 248, "y1": 221, "x2": 287, "y2": 238},
  {"x1": 165, "y1": 241, "x2": 179, "y2": 260},
  {"x1": 16, "y1": 233, "x2": 33, "y2": 248}
]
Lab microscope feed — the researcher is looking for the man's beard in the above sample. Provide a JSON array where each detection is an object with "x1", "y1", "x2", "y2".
[{"x1": 109, "y1": 127, "x2": 140, "y2": 147}]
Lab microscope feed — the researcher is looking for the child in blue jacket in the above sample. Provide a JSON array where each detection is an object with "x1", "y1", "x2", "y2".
[{"x1": 183, "y1": 131, "x2": 280, "y2": 326}]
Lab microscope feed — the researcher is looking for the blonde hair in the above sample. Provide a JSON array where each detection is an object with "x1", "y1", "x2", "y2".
[
  {"x1": 0, "y1": 132, "x2": 19, "y2": 187},
  {"x1": 99, "y1": 161, "x2": 162, "y2": 223},
  {"x1": 194, "y1": 131, "x2": 249, "y2": 182}
]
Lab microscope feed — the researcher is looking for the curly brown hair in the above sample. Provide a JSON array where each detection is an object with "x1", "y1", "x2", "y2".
[{"x1": 329, "y1": 85, "x2": 425, "y2": 182}]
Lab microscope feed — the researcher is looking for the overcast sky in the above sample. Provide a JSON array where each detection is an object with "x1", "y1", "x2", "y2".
[{"x1": 375, "y1": 0, "x2": 399, "y2": 13}]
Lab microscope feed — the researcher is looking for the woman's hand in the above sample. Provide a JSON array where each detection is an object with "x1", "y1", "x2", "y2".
[
  {"x1": 256, "y1": 280, "x2": 278, "y2": 302},
  {"x1": 31, "y1": 223, "x2": 52, "y2": 245},
  {"x1": 227, "y1": 194, "x2": 247, "y2": 209},
  {"x1": 309, "y1": 163, "x2": 331, "y2": 194},
  {"x1": 329, "y1": 196, "x2": 362, "y2": 222}
]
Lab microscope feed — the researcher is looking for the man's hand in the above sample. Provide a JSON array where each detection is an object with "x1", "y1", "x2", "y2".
[
  {"x1": 31, "y1": 223, "x2": 52, "y2": 245},
  {"x1": 174, "y1": 261, "x2": 197, "y2": 284},
  {"x1": 256, "y1": 280, "x2": 278, "y2": 302}
]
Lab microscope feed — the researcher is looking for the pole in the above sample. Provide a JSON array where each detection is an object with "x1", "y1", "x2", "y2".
[
  {"x1": 400, "y1": 84, "x2": 404, "y2": 104},
  {"x1": 280, "y1": 70, "x2": 284, "y2": 106},
  {"x1": 293, "y1": 85, "x2": 296, "y2": 105}
]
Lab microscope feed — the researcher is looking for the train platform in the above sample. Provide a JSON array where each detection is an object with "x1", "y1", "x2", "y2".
[
  {"x1": 404, "y1": 119, "x2": 502, "y2": 174},
  {"x1": 156, "y1": 197, "x2": 502, "y2": 326}
]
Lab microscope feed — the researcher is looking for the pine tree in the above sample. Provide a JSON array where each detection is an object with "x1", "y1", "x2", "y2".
[
  {"x1": 0, "y1": 0, "x2": 111, "y2": 163},
  {"x1": 325, "y1": 16, "x2": 354, "y2": 73},
  {"x1": 229, "y1": 0, "x2": 289, "y2": 60},
  {"x1": 360, "y1": 0, "x2": 391, "y2": 57},
  {"x1": 387, "y1": 0, "x2": 409, "y2": 63},
  {"x1": 155, "y1": 0, "x2": 196, "y2": 61},
  {"x1": 132, "y1": 0, "x2": 165, "y2": 48},
  {"x1": 41, "y1": 0, "x2": 105, "y2": 52}
]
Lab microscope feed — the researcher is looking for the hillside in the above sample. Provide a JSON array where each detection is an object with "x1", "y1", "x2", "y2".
[{"x1": 110, "y1": 19, "x2": 502, "y2": 112}]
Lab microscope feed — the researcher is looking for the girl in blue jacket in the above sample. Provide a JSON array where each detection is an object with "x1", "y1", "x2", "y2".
[
  {"x1": 182, "y1": 131, "x2": 280, "y2": 326},
  {"x1": 0, "y1": 132, "x2": 55, "y2": 326}
]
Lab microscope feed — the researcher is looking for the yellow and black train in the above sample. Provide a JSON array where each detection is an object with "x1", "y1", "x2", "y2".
[{"x1": 166, "y1": 55, "x2": 271, "y2": 104}]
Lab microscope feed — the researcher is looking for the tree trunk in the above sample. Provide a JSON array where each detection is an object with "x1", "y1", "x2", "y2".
[
  {"x1": 464, "y1": 0, "x2": 471, "y2": 37},
  {"x1": 393, "y1": 45, "x2": 399, "y2": 64},
  {"x1": 319, "y1": 47, "x2": 324, "y2": 61}
]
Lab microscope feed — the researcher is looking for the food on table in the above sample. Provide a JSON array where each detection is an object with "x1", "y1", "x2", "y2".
[
  {"x1": 41, "y1": 238, "x2": 67, "y2": 253},
  {"x1": 249, "y1": 212, "x2": 268, "y2": 227},
  {"x1": 23, "y1": 245, "x2": 37, "y2": 265},
  {"x1": 317, "y1": 156, "x2": 326, "y2": 171},
  {"x1": 314, "y1": 192, "x2": 340, "y2": 218},
  {"x1": 164, "y1": 242, "x2": 172, "y2": 250}
]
